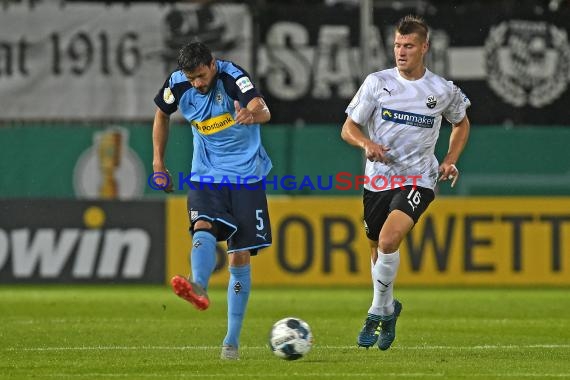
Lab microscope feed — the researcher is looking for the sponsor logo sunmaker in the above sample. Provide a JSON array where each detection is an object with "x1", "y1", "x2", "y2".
[{"x1": 381, "y1": 108, "x2": 435, "y2": 128}]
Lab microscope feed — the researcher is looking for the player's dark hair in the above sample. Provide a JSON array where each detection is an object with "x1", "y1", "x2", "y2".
[
  {"x1": 396, "y1": 15, "x2": 429, "y2": 42},
  {"x1": 178, "y1": 42, "x2": 213, "y2": 72}
]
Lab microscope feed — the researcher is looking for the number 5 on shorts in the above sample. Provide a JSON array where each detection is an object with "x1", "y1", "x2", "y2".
[{"x1": 255, "y1": 209, "x2": 264, "y2": 231}]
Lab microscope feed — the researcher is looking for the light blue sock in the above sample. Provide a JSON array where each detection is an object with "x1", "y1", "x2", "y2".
[
  {"x1": 190, "y1": 231, "x2": 217, "y2": 290},
  {"x1": 223, "y1": 264, "x2": 251, "y2": 348}
]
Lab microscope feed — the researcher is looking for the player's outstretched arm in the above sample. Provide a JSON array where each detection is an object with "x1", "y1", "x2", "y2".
[
  {"x1": 152, "y1": 108, "x2": 173, "y2": 193},
  {"x1": 341, "y1": 116, "x2": 390, "y2": 163},
  {"x1": 439, "y1": 115, "x2": 470, "y2": 188}
]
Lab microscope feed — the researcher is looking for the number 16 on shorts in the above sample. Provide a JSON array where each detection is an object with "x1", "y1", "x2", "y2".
[{"x1": 407, "y1": 188, "x2": 421, "y2": 212}]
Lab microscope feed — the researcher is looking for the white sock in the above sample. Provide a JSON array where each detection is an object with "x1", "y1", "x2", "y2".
[
  {"x1": 368, "y1": 259, "x2": 377, "y2": 314},
  {"x1": 368, "y1": 249, "x2": 400, "y2": 317}
]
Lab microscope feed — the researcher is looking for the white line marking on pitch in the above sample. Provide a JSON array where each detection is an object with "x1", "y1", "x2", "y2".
[{"x1": 4, "y1": 344, "x2": 570, "y2": 352}]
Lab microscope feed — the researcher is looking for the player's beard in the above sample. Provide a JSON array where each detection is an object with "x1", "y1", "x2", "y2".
[
  {"x1": 196, "y1": 85, "x2": 210, "y2": 94},
  {"x1": 196, "y1": 76, "x2": 215, "y2": 94}
]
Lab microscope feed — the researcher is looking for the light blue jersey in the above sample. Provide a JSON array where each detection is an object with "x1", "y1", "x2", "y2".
[{"x1": 154, "y1": 60, "x2": 272, "y2": 183}]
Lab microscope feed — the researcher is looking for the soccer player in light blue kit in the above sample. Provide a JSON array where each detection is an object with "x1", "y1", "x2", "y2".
[{"x1": 152, "y1": 42, "x2": 272, "y2": 360}]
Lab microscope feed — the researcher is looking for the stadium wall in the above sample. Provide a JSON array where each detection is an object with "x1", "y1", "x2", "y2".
[
  {"x1": 1, "y1": 124, "x2": 568, "y2": 285},
  {"x1": 1, "y1": 124, "x2": 569, "y2": 198},
  {"x1": 2, "y1": 1, "x2": 570, "y2": 126},
  {"x1": 2, "y1": 1, "x2": 569, "y2": 287},
  {"x1": 167, "y1": 196, "x2": 570, "y2": 287},
  {"x1": 1, "y1": 197, "x2": 569, "y2": 286}
]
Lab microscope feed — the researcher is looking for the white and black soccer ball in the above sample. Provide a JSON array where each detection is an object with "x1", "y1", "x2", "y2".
[{"x1": 268, "y1": 317, "x2": 313, "y2": 360}]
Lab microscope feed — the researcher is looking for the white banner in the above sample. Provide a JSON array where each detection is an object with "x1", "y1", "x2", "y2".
[{"x1": 0, "y1": 2, "x2": 251, "y2": 120}]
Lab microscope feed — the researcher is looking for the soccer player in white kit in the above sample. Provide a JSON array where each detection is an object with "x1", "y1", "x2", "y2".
[{"x1": 341, "y1": 15, "x2": 471, "y2": 351}]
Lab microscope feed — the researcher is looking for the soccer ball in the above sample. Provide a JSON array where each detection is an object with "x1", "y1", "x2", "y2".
[{"x1": 268, "y1": 317, "x2": 313, "y2": 360}]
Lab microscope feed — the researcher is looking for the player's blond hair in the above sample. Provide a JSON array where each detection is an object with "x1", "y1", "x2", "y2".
[{"x1": 396, "y1": 15, "x2": 429, "y2": 43}]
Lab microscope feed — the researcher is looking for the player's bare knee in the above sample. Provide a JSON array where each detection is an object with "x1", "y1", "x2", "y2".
[
  {"x1": 378, "y1": 234, "x2": 401, "y2": 253},
  {"x1": 228, "y1": 250, "x2": 251, "y2": 267},
  {"x1": 194, "y1": 219, "x2": 213, "y2": 230}
]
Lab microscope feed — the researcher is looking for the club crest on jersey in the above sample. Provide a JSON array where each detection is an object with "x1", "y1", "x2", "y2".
[
  {"x1": 215, "y1": 90, "x2": 223, "y2": 104},
  {"x1": 381, "y1": 107, "x2": 435, "y2": 129},
  {"x1": 426, "y1": 95, "x2": 437, "y2": 109}
]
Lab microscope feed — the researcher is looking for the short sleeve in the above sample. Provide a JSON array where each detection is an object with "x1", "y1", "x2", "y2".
[
  {"x1": 153, "y1": 77, "x2": 178, "y2": 115},
  {"x1": 220, "y1": 62, "x2": 262, "y2": 107},
  {"x1": 345, "y1": 74, "x2": 379, "y2": 126},
  {"x1": 443, "y1": 82, "x2": 471, "y2": 125}
]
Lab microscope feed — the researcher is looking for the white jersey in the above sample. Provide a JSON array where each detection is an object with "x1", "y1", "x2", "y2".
[{"x1": 346, "y1": 67, "x2": 470, "y2": 191}]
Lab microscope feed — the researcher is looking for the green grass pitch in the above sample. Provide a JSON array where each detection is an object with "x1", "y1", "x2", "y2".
[{"x1": 1, "y1": 286, "x2": 569, "y2": 379}]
